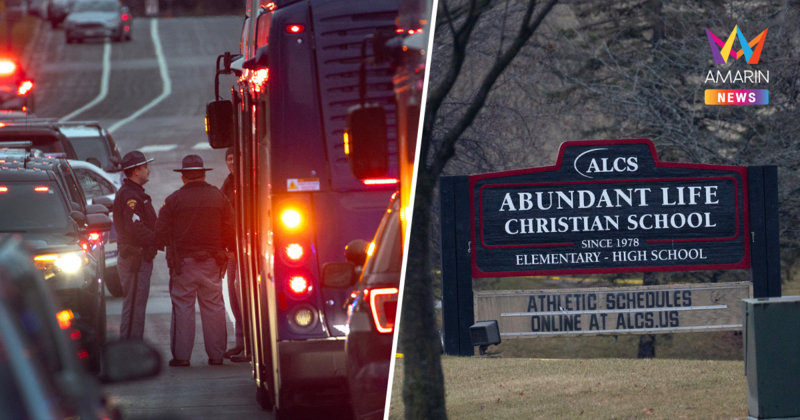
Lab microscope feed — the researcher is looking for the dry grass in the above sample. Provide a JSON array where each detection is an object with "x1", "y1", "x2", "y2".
[{"x1": 389, "y1": 357, "x2": 746, "y2": 420}]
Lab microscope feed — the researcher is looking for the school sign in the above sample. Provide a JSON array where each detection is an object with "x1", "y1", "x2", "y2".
[
  {"x1": 440, "y1": 139, "x2": 781, "y2": 355},
  {"x1": 471, "y1": 139, "x2": 749, "y2": 276}
]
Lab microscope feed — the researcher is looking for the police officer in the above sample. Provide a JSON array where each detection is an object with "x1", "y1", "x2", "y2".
[
  {"x1": 155, "y1": 155, "x2": 235, "y2": 367},
  {"x1": 113, "y1": 151, "x2": 158, "y2": 340},
  {"x1": 220, "y1": 147, "x2": 247, "y2": 362}
]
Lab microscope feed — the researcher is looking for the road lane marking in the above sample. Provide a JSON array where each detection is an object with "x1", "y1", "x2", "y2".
[
  {"x1": 137, "y1": 144, "x2": 177, "y2": 153},
  {"x1": 59, "y1": 40, "x2": 111, "y2": 122},
  {"x1": 192, "y1": 142, "x2": 213, "y2": 150},
  {"x1": 109, "y1": 19, "x2": 172, "y2": 133}
]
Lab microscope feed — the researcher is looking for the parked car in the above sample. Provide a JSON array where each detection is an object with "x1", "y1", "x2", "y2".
[
  {"x1": 64, "y1": 0, "x2": 131, "y2": 43},
  {"x1": 70, "y1": 159, "x2": 122, "y2": 297},
  {"x1": 343, "y1": 193, "x2": 401, "y2": 420},
  {"x1": 57, "y1": 122, "x2": 123, "y2": 174},
  {"x1": 0, "y1": 235, "x2": 162, "y2": 419},
  {"x1": 0, "y1": 152, "x2": 112, "y2": 372},
  {"x1": 0, "y1": 58, "x2": 35, "y2": 113},
  {"x1": 0, "y1": 123, "x2": 77, "y2": 159}
]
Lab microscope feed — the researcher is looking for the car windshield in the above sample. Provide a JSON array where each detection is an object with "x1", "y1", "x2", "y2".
[
  {"x1": 0, "y1": 182, "x2": 69, "y2": 231},
  {"x1": 73, "y1": 1, "x2": 117, "y2": 12},
  {"x1": 66, "y1": 137, "x2": 109, "y2": 167}
]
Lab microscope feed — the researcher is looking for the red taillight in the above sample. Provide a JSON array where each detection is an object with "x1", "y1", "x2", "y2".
[
  {"x1": 285, "y1": 243, "x2": 304, "y2": 262},
  {"x1": 363, "y1": 178, "x2": 399, "y2": 186},
  {"x1": 122, "y1": 13, "x2": 129, "y2": 21},
  {"x1": 70, "y1": 330, "x2": 81, "y2": 340},
  {"x1": 88, "y1": 232, "x2": 101, "y2": 242},
  {"x1": 288, "y1": 275, "x2": 310, "y2": 296},
  {"x1": 77, "y1": 349, "x2": 89, "y2": 360},
  {"x1": 81, "y1": 242, "x2": 89, "y2": 251},
  {"x1": 369, "y1": 288, "x2": 399, "y2": 334},
  {"x1": 0, "y1": 186, "x2": 6, "y2": 193},
  {"x1": 286, "y1": 24, "x2": 304, "y2": 33},
  {"x1": 34, "y1": 186, "x2": 48, "y2": 192},
  {"x1": 0, "y1": 60, "x2": 15, "y2": 75},
  {"x1": 395, "y1": 28, "x2": 404, "y2": 33},
  {"x1": 17, "y1": 80, "x2": 33, "y2": 96}
]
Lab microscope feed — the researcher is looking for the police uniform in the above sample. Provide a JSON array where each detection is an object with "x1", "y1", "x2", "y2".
[
  {"x1": 155, "y1": 155, "x2": 235, "y2": 366},
  {"x1": 112, "y1": 151, "x2": 158, "y2": 340}
]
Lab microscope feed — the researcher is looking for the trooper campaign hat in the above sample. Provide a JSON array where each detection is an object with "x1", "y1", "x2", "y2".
[
  {"x1": 173, "y1": 154, "x2": 213, "y2": 172},
  {"x1": 121, "y1": 150, "x2": 154, "y2": 170}
]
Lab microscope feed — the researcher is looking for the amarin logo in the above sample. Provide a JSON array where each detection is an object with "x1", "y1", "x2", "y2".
[{"x1": 705, "y1": 25, "x2": 768, "y2": 65}]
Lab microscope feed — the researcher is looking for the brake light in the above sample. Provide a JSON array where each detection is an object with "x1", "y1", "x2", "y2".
[
  {"x1": 77, "y1": 350, "x2": 89, "y2": 360},
  {"x1": 122, "y1": 13, "x2": 129, "y2": 21},
  {"x1": 363, "y1": 178, "x2": 399, "y2": 186},
  {"x1": 57, "y1": 309, "x2": 74, "y2": 329},
  {"x1": 34, "y1": 186, "x2": 48, "y2": 192},
  {"x1": 288, "y1": 275, "x2": 310, "y2": 296},
  {"x1": 0, "y1": 186, "x2": 6, "y2": 192},
  {"x1": 70, "y1": 330, "x2": 81, "y2": 340},
  {"x1": 369, "y1": 288, "x2": 398, "y2": 333},
  {"x1": 88, "y1": 232, "x2": 101, "y2": 242},
  {"x1": 285, "y1": 243, "x2": 304, "y2": 261},
  {"x1": 17, "y1": 80, "x2": 33, "y2": 96},
  {"x1": 0, "y1": 60, "x2": 15, "y2": 75},
  {"x1": 286, "y1": 24, "x2": 304, "y2": 33},
  {"x1": 280, "y1": 209, "x2": 302, "y2": 229},
  {"x1": 395, "y1": 28, "x2": 404, "y2": 34}
]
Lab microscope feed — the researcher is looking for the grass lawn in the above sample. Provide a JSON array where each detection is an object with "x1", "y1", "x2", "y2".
[{"x1": 389, "y1": 357, "x2": 747, "y2": 419}]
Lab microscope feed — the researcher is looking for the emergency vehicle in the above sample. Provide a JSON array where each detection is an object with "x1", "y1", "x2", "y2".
[{"x1": 206, "y1": 0, "x2": 401, "y2": 416}]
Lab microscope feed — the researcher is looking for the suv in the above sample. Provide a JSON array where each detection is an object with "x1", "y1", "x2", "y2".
[
  {"x1": 57, "y1": 121, "x2": 123, "y2": 174},
  {"x1": 0, "y1": 123, "x2": 78, "y2": 159},
  {"x1": 0, "y1": 150, "x2": 112, "y2": 372}
]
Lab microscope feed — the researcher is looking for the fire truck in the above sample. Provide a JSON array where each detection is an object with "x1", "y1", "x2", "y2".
[{"x1": 205, "y1": 0, "x2": 403, "y2": 416}]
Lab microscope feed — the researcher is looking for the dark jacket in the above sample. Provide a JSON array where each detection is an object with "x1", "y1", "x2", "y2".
[
  {"x1": 113, "y1": 178, "x2": 158, "y2": 260},
  {"x1": 221, "y1": 173, "x2": 235, "y2": 207},
  {"x1": 155, "y1": 181, "x2": 235, "y2": 257}
]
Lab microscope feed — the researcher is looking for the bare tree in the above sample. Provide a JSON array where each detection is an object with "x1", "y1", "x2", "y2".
[{"x1": 400, "y1": 0, "x2": 560, "y2": 418}]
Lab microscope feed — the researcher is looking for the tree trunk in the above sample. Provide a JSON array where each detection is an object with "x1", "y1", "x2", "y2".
[{"x1": 400, "y1": 172, "x2": 447, "y2": 419}]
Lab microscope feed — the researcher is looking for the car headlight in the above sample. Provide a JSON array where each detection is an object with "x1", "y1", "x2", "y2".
[{"x1": 34, "y1": 252, "x2": 89, "y2": 276}]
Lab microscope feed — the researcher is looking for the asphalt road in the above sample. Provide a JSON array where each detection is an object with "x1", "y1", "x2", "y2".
[{"x1": 24, "y1": 16, "x2": 268, "y2": 419}]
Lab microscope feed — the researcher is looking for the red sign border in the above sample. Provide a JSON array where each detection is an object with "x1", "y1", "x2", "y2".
[{"x1": 469, "y1": 139, "x2": 751, "y2": 278}]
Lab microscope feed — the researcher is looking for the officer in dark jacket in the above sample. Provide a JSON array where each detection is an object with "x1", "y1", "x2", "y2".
[
  {"x1": 155, "y1": 155, "x2": 235, "y2": 367},
  {"x1": 113, "y1": 151, "x2": 158, "y2": 340}
]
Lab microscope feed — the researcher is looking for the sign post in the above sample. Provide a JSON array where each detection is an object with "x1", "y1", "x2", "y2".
[{"x1": 440, "y1": 139, "x2": 780, "y2": 355}]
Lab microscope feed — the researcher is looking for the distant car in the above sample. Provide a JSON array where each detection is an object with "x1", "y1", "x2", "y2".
[
  {"x1": 0, "y1": 58, "x2": 34, "y2": 113},
  {"x1": 345, "y1": 194, "x2": 401, "y2": 420},
  {"x1": 70, "y1": 159, "x2": 123, "y2": 297},
  {"x1": 0, "y1": 236, "x2": 161, "y2": 419},
  {"x1": 0, "y1": 154, "x2": 112, "y2": 372},
  {"x1": 64, "y1": 0, "x2": 131, "y2": 44},
  {"x1": 57, "y1": 122, "x2": 123, "y2": 174}
]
